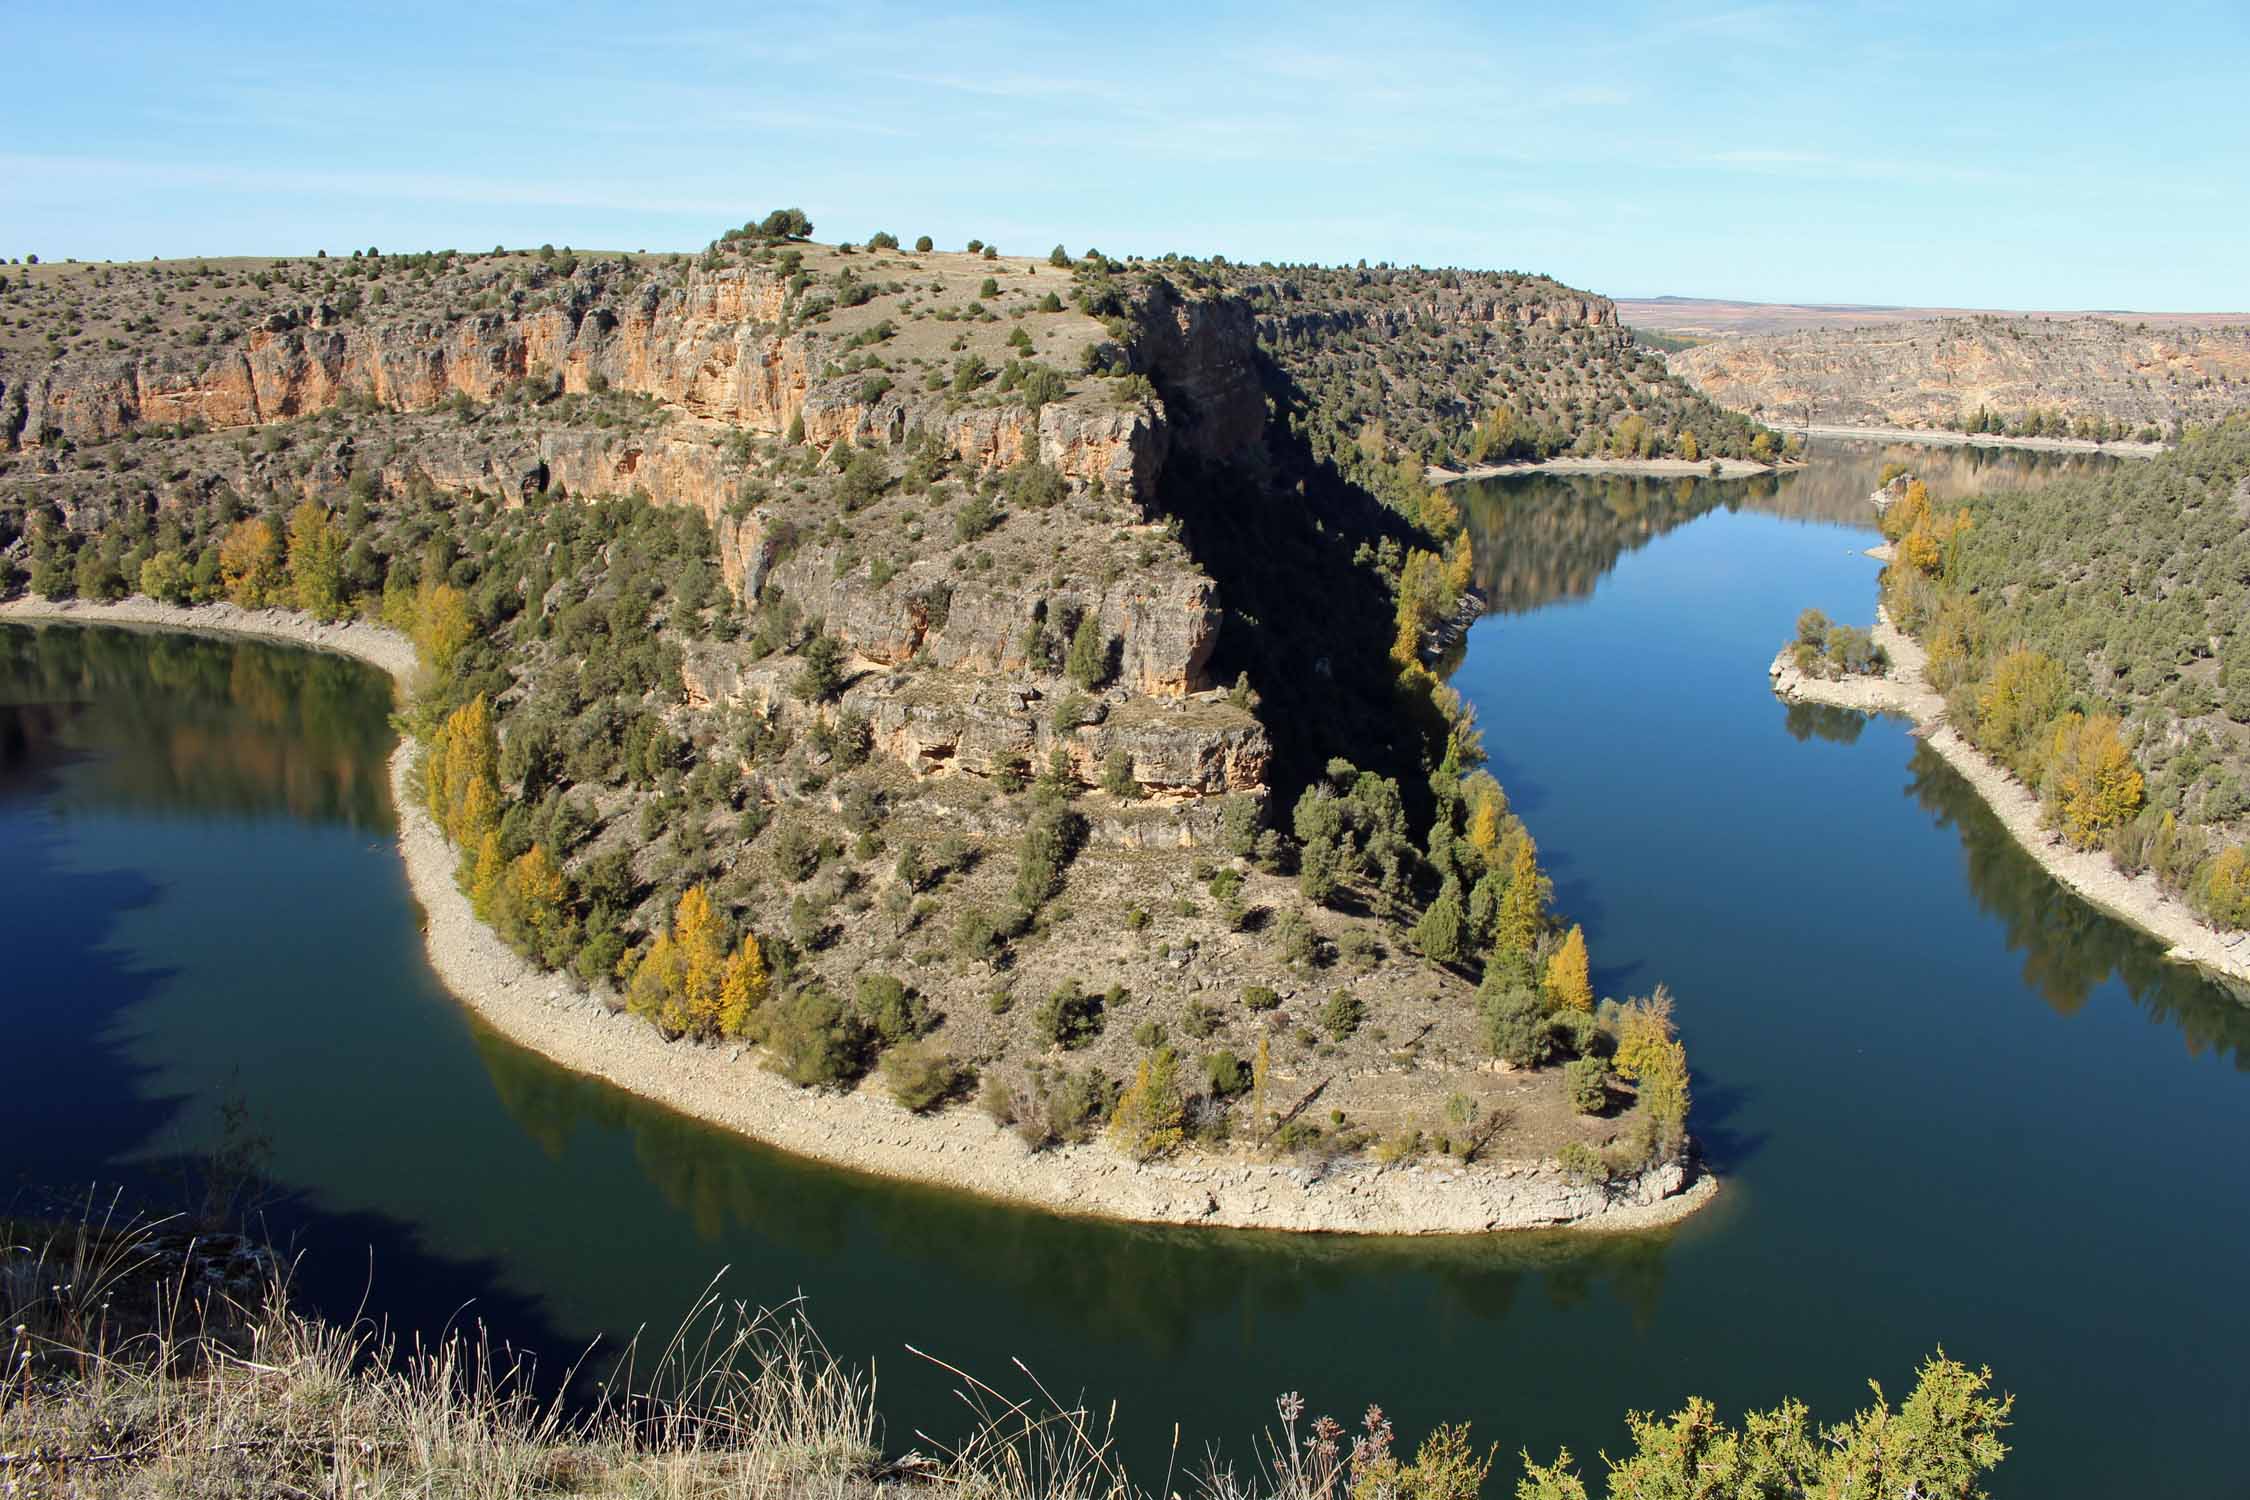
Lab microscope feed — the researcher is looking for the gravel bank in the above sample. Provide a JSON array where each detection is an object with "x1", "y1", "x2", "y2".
[
  {"x1": 1772, "y1": 613, "x2": 2250, "y2": 986},
  {"x1": 1430, "y1": 455, "x2": 1781, "y2": 484},
  {"x1": 1788, "y1": 424, "x2": 2164, "y2": 457},
  {"x1": 5, "y1": 594, "x2": 1718, "y2": 1235}
]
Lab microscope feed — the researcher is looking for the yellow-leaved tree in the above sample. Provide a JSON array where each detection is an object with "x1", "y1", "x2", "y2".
[
  {"x1": 1974, "y1": 647, "x2": 2067, "y2": 773},
  {"x1": 423, "y1": 695, "x2": 498, "y2": 845},
  {"x1": 1544, "y1": 924, "x2": 1593, "y2": 1012},
  {"x1": 218, "y1": 518, "x2": 284, "y2": 607},
  {"x1": 717, "y1": 936, "x2": 771, "y2": 1038},
  {"x1": 1497, "y1": 836, "x2": 1551, "y2": 956},
  {"x1": 1109, "y1": 1047, "x2": 1186, "y2": 1161},
  {"x1": 2047, "y1": 712, "x2": 2143, "y2": 850},
  {"x1": 508, "y1": 843, "x2": 570, "y2": 956},
  {"x1": 627, "y1": 885, "x2": 766, "y2": 1041},
  {"x1": 413, "y1": 581, "x2": 475, "y2": 677}
]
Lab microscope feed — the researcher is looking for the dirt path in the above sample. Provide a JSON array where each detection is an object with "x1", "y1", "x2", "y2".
[
  {"x1": 1771, "y1": 613, "x2": 2250, "y2": 987},
  {"x1": 3, "y1": 594, "x2": 1719, "y2": 1236}
]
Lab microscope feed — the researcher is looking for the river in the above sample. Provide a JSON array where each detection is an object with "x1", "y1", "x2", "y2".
[{"x1": 5, "y1": 438, "x2": 2246, "y2": 1495}]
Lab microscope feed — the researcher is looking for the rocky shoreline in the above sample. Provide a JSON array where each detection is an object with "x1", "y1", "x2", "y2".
[
  {"x1": 1429, "y1": 454, "x2": 1782, "y2": 485},
  {"x1": 2, "y1": 594, "x2": 1719, "y2": 1236},
  {"x1": 1771, "y1": 612, "x2": 2250, "y2": 988},
  {"x1": 1787, "y1": 424, "x2": 2165, "y2": 457}
]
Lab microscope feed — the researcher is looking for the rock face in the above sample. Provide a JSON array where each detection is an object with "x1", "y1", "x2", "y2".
[{"x1": 1671, "y1": 315, "x2": 2250, "y2": 432}]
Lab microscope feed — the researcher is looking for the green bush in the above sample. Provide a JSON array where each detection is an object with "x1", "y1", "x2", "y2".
[
  {"x1": 882, "y1": 1041, "x2": 967, "y2": 1112},
  {"x1": 1564, "y1": 1056, "x2": 1611, "y2": 1114},
  {"x1": 1321, "y1": 992, "x2": 1365, "y2": 1040},
  {"x1": 1034, "y1": 979, "x2": 1104, "y2": 1049},
  {"x1": 1046, "y1": 1067, "x2": 1117, "y2": 1142},
  {"x1": 914, "y1": 235, "x2": 933, "y2": 253},
  {"x1": 1241, "y1": 984, "x2": 1280, "y2": 1012},
  {"x1": 1556, "y1": 1140, "x2": 1610, "y2": 1185},
  {"x1": 856, "y1": 973, "x2": 931, "y2": 1044},
  {"x1": 1479, "y1": 983, "x2": 1552, "y2": 1067},
  {"x1": 792, "y1": 633, "x2": 846, "y2": 702},
  {"x1": 768, "y1": 820, "x2": 822, "y2": 882},
  {"x1": 767, "y1": 987, "x2": 871, "y2": 1087},
  {"x1": 1202, "y1": 1048, "x2": 1248, "y2": 1097}
]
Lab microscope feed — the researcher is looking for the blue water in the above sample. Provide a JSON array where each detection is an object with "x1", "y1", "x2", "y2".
[{"x1": 7, "y1": 441, "x2": 2248, "y2": 1495}]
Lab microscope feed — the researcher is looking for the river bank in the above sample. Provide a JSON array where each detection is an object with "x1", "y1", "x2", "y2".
[
  {"x1": 1, "y1": 593, "x2": 1717, "y2": 1236},
  {"x1": 1770, "y1": 611, "x2": 2250, "y2": 988},
  {"x1": 1787, "y1": 424, "x2": 2165, "y2": 457},
  {"x1": 1429, "y1": 454, "x2": 1785, "y2": 484}
]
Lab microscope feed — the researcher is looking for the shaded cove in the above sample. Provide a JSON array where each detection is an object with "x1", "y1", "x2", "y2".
[{"x1": 12, "y1": 430, "x2": 2250, "y2": 1498}]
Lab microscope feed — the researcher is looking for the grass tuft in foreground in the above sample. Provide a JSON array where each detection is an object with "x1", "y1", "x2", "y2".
[{"x1": 3, "y1": 1196, "x2": 2009, "y2": 1498}]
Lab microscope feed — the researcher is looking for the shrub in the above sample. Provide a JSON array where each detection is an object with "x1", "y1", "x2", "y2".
[
  {"x1": 793, "y1": 633, "x2": 847, "y2": 702},
  {"x1": 1109, "y1": 1046, "x2": 1186, "y2": 1160},
  {"x1": 1100, "y1": 750, "x2": 1139, "y2": 799},
  {"x1": 767, "y1": 987, "x2": 871, "y2": 1086},
  {"x1": 1479, "y1": 983, "x2": 1552, "y2": 1067},
  {"x1": 914, "y1": 235, "x2": 934, "y2": 253},
  {"x1": 953, "y1": 906, "x2": 1004, "y2": 964},
  {"x1": 1034, "y1": 979, "x2": 1104, "y2": 1049},
  {"x1": 1046, "y1": 1068, "x2": 1117, "y2": 1142},
  {"x1": 856, "y1": 973, "x2": 931, "y2": 1044},
  {"x1": 867, "y1": 230, "x2": 899, "y2": 250},
  {"x1": 1321, "y1": 992, "x2": 1365, "y2": 1040},
  {"x1": 1013, "y1": 802, "x2": 1085, "y2": 907},
  {"x1": 1065, "y1": 611, "x2": 1111, "y2": 688},
  {"x1": 882, "y1": 1042, "x2": 967, "y2": 1112},
  {"x1": 1241, "y1": 985, "x2": 1280, "y2": 1012},
  {"x1": 768, "y1": 821, "x2": 822, "y2": 882},
  {"x1": 954, "y1": 494, "x2": 999, "y2": 542},
  {"x1": 1556, "y1": 1140, "x2": 1610, "y2": 1185},
  {"x1": 1202, "y1": 1048, "x2": 1248, "y2": 1098},
  {"x1": 1564, "y1": 1056, "x2": 1611, "y2": 1114}
]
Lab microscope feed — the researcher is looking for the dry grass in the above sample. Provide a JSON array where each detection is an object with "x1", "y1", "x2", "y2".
[
  {"x1": 2, "y1": 1194, "x2": 1505, "y2": 1500},
  {"x1": 4, "y1": 1200, "x2": 1429, "y2": 1500}
]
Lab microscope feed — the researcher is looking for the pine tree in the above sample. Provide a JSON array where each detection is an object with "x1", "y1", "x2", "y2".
[
  {"x1": 1414, "y1": 877, "x2": 1465, "y2": 963},
  {"x1": 1544, "y1": 924, "x2": 1593, "y2": 1012},
  {"x1": 1065, "y1": 611, "x2": 1109, "y2": 689}
]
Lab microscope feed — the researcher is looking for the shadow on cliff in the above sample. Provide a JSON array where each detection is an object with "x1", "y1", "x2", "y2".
[{"x1": 1146, "y1": 353, "x2": 1444, "y2": 810}]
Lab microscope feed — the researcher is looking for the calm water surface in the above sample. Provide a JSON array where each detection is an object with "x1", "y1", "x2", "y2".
[{"x1": 6, "y1": 439, "x2": 2247, "y2": 1496}]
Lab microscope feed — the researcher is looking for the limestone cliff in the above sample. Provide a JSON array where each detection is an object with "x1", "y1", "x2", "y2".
[{"x1": 1671, "y1": 315, "x2": 2250, "y2": 435}]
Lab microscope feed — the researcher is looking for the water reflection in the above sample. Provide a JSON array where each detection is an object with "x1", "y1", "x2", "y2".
[
  {"x1": 1453, "y1": 440, "x2": 2120, "y2": 615},
  {"x1": 0, "y1": 622, "x2": 396, "y2": 828},
  {"x1": 1904, "y1": 742, "x2": 2250, "y2": 1058},
  {"x1": 467, "y1": 1013, "x2": 1689, "y2": 1361}
]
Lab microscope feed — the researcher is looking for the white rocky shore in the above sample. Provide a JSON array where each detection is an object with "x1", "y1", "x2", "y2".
[
  {"x1": 4, "y1": 594, "x2": 1718, "y2": 1235},
  {"x1": 1772, "y1": 610, "x2": 2250, "y2": 988}
]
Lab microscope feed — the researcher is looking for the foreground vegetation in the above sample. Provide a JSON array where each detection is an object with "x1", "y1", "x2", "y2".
[
  {"x1": 1872, "y1": 417, "x2": 2250, "y2": 930},
  {"x1": 3, "y1": 1204, "x2": 2012, "y2": 1498}
]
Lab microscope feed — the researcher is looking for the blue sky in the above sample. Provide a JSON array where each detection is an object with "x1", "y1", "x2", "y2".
[{"x1": 7, "y1": 1, "x2": 2245, "y2": 309}]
